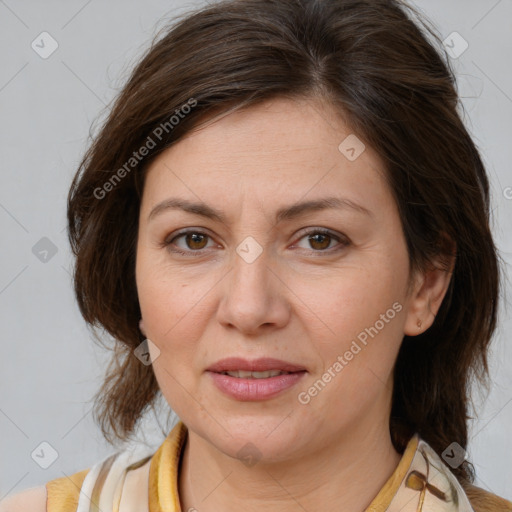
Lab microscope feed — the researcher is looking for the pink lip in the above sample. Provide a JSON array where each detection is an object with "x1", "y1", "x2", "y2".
[
  {"x1": 206, "y1": 357, "x2": 306, "y2": 373},
  {"x1": 205, "y1": 357, "x2": 307, "y2": 401},
  {"x1": 207, "y1": 371, "x2": 307, "y2": 401}
]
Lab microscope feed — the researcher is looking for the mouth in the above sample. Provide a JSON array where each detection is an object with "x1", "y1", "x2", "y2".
[
  {"x1": 205, "y1": 358, "x2": 307, "y2": 401},
  {"x1": 217, "y1": 369, "x2": 300, "y2": 379},
  {"x1": 206, "y1": 356, "x2": 307, "y2": 374}
]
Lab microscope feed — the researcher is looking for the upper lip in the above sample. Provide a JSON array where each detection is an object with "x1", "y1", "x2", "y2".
[{"x1": 206, "y1": 357, "x2": 307, "y2": 373}]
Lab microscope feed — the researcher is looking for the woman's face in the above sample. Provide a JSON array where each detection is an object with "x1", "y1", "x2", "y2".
[{"x1": 136, "y1": 96, "x2": 425, "y2": 463}]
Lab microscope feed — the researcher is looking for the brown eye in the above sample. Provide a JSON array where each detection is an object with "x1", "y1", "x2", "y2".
[
  {"x1": 163, "y1": 230, "x2": 215, "y2": 255},
  {"x1": 294, "y1": 228, "x2": 349, "y2": 254},
  {"x1": 307, "y1": 232, "x2": 332, "y2": 251},
  {"x1": 183, "y1": 232, "x2": 209, "y2": 250}
]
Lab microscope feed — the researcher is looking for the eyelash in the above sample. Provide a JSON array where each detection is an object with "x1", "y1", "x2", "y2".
[{"x1": 160, "y1": 228, "x2": 350, "y2": 257}]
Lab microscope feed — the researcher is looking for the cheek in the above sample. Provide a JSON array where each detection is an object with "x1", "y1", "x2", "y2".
[
  {"x1": 295, "y1": 250, "x2": 407, "y2": 398},
  {"x1": 295, "y1": 257, "x2": 406, "y2": 344},
  {"x1": 136, "y1": 262, "x2": 200, "y2": 388},
  {"x1": 137, "y1": 252, "x2": 198, "y2": 337},
  {"x1": 302, "y1": 298, "x2": 404, "y2": 430},
  {"x1": 136, "y1": 248, "x2": 223, "y2": 409}
]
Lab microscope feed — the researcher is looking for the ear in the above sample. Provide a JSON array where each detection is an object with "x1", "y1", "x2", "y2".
[
  {"x1": 139, "y1": 318, "x2": 147, "y2": 336},
  {"x1": 404, "y1": 235, "x2": 456, "y2": 336}
]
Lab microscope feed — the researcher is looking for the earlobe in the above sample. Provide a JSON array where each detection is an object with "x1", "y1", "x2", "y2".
[
  {"x1": 139, "y1": 318, "x2": 147, "y2": 336},
  {"x1": 404, "y1": 239, "x2": 456, "y2": 336}
]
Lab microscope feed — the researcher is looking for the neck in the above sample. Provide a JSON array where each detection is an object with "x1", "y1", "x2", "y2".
[{"x1": 178, "y1": 415, "x2": 402, "y2": 512}]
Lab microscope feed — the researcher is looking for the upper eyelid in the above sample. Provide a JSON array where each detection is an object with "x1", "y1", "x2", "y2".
[
  {"x1": 167, "y1": 227, "x2": 348, "y2": 250},
  {"x1": 168, "y1": 226, "x2": 341, "y2": 240}
]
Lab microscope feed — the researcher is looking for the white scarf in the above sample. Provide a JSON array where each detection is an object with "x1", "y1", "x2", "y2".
[{"x1": 71, "y1": 425, "x2": 477, "y2": 511}]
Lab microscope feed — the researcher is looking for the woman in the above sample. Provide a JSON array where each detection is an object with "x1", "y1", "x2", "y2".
[{"x1": 2, "y1": 0, "x2": 511, "y2": 510}]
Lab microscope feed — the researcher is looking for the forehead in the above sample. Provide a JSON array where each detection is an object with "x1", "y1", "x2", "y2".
[{"x1": 141, "y1": 96, "x2": 389, "y2": 214}]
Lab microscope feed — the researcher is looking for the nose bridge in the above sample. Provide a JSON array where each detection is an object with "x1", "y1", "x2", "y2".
[
  {"x1": 213, "y1": 187, "x2": 296, "y2": 327},
  {"x1": 229, "y1": 185, "x2": 290, "y2": 285},
  {"x1": 230, "y1": 233, "x2": 272, "y2": 299},
  {"x1": 217, "y1": 232, "x2": 288, "y2": 331},
  {"x1": 229, "y1": 195, "x2": 273, "y2": 280}
]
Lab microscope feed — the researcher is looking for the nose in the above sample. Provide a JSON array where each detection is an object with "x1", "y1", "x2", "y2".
[{"x1": 216, "y1": 245, "x2": 291, "y2": 335}]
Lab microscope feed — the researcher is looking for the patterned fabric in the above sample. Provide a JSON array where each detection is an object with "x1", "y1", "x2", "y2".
[
  {"x1": 46, "y1": 421, "x2": 510, "y2": 512},
  {"x1": 381, "y1": 440, "x2": 475, "y2": 511}
]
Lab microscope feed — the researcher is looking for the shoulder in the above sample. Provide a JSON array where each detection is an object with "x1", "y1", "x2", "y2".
[
  {"x1": 0, "y1": 463, "x2": 93, "y2": 512},
  {"x1": 0, "y1": 485, "x2": 48, "y2": 512},
  {"x1": 462, "y1": 483, "x2": 512, "y2": 512},
  {"x1": 45, "y1": 467, "x2": 90, "y2": 512},
  {"x1": 1, "y1": 467, "x2": 91, "y2": 512},
  {"x1": 43, "y1": 449, "x2": 152, "y2": 512}
]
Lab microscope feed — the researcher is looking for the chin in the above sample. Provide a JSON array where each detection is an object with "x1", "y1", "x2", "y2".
[{"x1": 201, "y1": 413, "x2": 310, "y2": 464}]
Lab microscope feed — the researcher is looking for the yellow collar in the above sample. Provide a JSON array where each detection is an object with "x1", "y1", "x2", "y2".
[
  {"x1": 147, "y1": 421, "x2": 476, "y2": 511},
  {"x1": 148, "y1": 420, "x2": 188, "y2": 512}
]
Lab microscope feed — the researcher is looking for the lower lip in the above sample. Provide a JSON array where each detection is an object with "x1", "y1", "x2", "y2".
[{"x1": 207, "y1": 371, "x2": 307, "y2": 401}]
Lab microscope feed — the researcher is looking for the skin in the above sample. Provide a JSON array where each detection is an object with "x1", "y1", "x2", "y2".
[{"x1": 135, "y1": 96, "x2": 454, "y2": 512}]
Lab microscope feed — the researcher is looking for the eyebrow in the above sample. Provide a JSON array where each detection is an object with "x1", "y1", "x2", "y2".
[{"x1": 147, "y1": 196, "x2": 373, "y2": 223}]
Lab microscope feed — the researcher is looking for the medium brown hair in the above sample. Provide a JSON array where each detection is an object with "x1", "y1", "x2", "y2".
[{"x1": 67, "y1": 0, "x2": 501, "y2": 486}]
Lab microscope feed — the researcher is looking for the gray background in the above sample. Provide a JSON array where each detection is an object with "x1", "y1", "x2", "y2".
[{"x1": 1, "y1": 0, "x2": 511, "y2": 502}]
